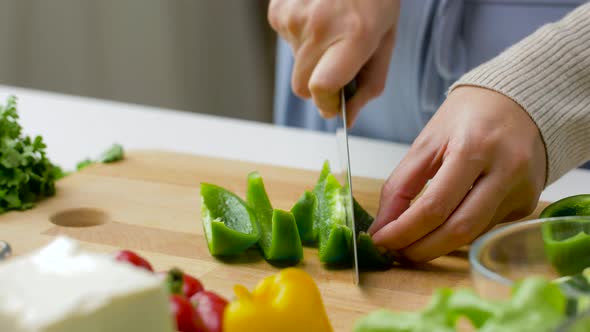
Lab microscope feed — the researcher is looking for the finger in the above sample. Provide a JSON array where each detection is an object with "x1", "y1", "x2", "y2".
[
  {"x1": 369, "y1": 142, "x2": 443, "y2": 235},
  {"x1": 346, "y1": 28, "x2": 396, "y2": 126},
  {"x1": 372, "y1": 153, "x2": 484, "y2": 250},
  {"x1": 400, "y1": 173, "x2": 508, "y2": 262},
  {"x1": 491, "y1": 185, "x2": 539, "y2": 225},
  {"x1": 272, "y1": 1, "x2": 305, "y2": 43},
  {"x1": 291, "y1": 39, "x2": 326, "y2": 99},
  {"x1": 479, "y1": 199, "x2": 516, "y2": 235},
  {"x1": 309, "y1": 39, "x2": 377, "y2": 118}
]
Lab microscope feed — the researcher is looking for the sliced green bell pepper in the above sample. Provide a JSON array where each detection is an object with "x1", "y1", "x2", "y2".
[
  {"x1": 310, "y1": 161, "x2": 331, "y2": 243},
  {"x1": 291, "y1": 190, "x2": 317, "y2": 245},
  {"x1": 200, "y1": 183, "x2": 260, "y2": 256},
  {"x1": 291, "y1": 161, "x2": 330, "y2": 246},
  {"x1": 247, "y1": 172, "x2": 303, "y2": 264},
  {"x1": 543, "y1": 218, "x2": 590, "y2": 276},
  {"x1": 301, "y1": 161, "x2": 394, "y2": 267},
  {"x1": 353, "y1": 198, "x2": 394, "y2": 270},
  {"x1": 317, "y1": 173, "x2": 352, "y2": 264},
  {"x1": 541, "y1": 194, "x2": 590, "y2": 218},
  {"x1": 541, "y1": 195, "x2": 590, "y2": 276}
]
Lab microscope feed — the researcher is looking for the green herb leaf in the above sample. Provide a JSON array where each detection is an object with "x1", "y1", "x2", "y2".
[
  {"x1": 76, "y1": 159, "x2": 95, "y2": 171},
  {"x1": 0, "y1": 96, "x2": 60, "y2": 213},
  {"x1": 99, "y1": 143, "x2": 124, "y2": 163}
]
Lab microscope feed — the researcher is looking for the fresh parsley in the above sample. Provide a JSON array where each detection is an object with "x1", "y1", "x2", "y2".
[{"x1": 0, "y1": 96, "x2": 62, "y2": 213}]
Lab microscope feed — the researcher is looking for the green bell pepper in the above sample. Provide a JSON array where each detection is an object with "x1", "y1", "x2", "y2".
[
  {"x1": 541, "y1": 194, "x2": 590, "y2": 218},
  {"x1": 317, "y1": 173, "x2": 352, "y2": 264},
  {"x1": 200, "y1": 183, "x2": 260, "y2": 256},
  {"x1": 353, "y1": 198, "x2": 394, "y2": 270},
  {"x1": 247, "y1": 171, "x2": 303, "y2": 264},
  {"x1": 291, "y1": 190, "x2": 317, "y2": 245}
]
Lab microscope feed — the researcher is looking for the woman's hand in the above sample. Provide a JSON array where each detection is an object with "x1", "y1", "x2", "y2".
[
  {"x1": 369, "y1": 86, "x2": 547, "y2": 262},
  {"x1": 268, "y1": 0, "x2": 400, "y2": 124}
]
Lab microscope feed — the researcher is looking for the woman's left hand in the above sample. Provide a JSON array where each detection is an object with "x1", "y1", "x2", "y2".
[{"x1": 369, "y1": 86, "x2": 547, "y2": 262}]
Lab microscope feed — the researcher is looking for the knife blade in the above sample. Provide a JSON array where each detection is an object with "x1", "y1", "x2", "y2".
[{"x1": 336, "y1": 80, "x2": 359, "y2": 285}]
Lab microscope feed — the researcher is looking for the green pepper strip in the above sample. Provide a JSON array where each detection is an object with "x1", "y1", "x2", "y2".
[
  {"x1": 200, "y1": 183, "x2": 260, "y2": 256},
  {"x1": 247, "y1": 171, "x2": 303, "y2": 264}
]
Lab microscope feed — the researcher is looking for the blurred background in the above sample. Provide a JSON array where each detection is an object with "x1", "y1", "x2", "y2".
[{"x1": 0, "y1": 0, "x2": 275, "y2": 122}]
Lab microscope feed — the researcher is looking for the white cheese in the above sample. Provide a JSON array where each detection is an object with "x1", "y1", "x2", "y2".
[{"x1": 0, "y1": 237, "x2": 175, "y2": 332}]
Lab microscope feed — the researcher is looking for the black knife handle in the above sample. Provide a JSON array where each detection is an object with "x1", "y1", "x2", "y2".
[{"x1": 344, "y1": 79, "x2": 357, "y2": 102}]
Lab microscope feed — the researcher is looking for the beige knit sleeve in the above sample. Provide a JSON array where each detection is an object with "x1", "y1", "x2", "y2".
[{"x1": 449, "y1": 2, "x2": 590, "y2": 185}]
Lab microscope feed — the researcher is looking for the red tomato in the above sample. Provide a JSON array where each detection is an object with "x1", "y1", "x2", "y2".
[
  {"x1": 114, "y1": 250, "x2": 154, "y2": 272},
  {"x1": 191, "y1": 291, "x2": 228, "y2": 332},
  {"x1": 183, "y1": 273, "x2": 204, "y2": 298},
  {"x1": 170, "y1": 295, "x2": 201, "y2": 332}
]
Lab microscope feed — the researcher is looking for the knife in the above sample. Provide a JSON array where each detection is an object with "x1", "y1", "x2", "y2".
[{"x1": 337, "y1": 80, "x2": 359, "y2": 284}]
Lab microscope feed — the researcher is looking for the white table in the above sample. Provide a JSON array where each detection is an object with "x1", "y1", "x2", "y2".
[{"x1": 1, "y1": 84, "x2": 588, "y2": 203}]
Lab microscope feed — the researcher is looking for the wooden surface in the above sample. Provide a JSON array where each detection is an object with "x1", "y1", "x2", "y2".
[{"x1": 0, "y1": 151, "x2": 550, "y2": 331}]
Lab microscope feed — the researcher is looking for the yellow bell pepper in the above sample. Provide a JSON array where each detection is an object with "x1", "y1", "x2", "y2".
[{"x1": 223, "y1": 268, "x2": 333, "y2": 332}]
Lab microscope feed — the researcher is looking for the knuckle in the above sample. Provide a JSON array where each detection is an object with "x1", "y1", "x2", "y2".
[
  {"x1": 286, "y1": 13, "x2": 304, "y2": 34},
  {"x1": 291, "y1": 75, "x2": 308, "y2": 98},
  {"x1": 347, "y1": 15, "x2": 372, "y2": 41},
  {"x1": 448, "y1": 138, "x2": 488, "y2": 168},
  {"x1": 307, "y1": 4, "x2": 329, "y2": 35},
  {"x1": 380, "y1": 179, "x2": 397, "y2": 199},
  {"x1": 267, "y1": 1, "x2": 282, "y2": 30},
  {"x1": 418, "y1": 195, "x2": 448, "y2": 224},
  {"x1": 509, "y1": 150, "x2": 534, "y2": 175},
  {"x1": 412, "y1": 133, "x2": 431, "y2": 151},
  {"x1": 448, "y1": 138, "x2": 474, "y2": 157},
  {"x1": 447, "y1": 218, "x2": 477, "y2": 245}
]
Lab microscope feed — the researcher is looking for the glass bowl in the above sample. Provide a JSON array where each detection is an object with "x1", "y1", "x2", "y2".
[
  {"x1": 469, "y1": 216, "x2": 590, "y2": 300},
  {"x1": 556, "y1": 310, "x2": 590, "y2": 332}
]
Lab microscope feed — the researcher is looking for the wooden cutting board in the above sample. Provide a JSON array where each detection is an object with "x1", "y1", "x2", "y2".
[{"x1": 0, "y1": 150, "x2": 550, "y2": 331}]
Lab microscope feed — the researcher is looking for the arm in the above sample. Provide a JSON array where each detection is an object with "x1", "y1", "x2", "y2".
[
  {"x1": 371, "y1": 3, "x2": 590, "y2": 261},
  {"x1": 451, "y1": 3, "x2": 590, "y2": 184}
]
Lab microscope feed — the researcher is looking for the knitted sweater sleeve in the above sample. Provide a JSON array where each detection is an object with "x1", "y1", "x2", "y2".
[{"x1": 449, "y1": 2, "x2": 590, "y2": 185}]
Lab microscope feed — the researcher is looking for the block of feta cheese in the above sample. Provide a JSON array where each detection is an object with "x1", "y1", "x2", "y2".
[{"x1": 0, "y1": 237, "x2": 174, "y2": 332}]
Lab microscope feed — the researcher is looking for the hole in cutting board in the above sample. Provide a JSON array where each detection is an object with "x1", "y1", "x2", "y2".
[{"x1": 50, "y1": 208, "x2": 109, "y2": 228}]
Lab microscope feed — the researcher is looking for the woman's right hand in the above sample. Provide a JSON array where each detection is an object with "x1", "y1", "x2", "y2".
[{"x1": 268, "y1": 0, "x2": 400, "y2": 125}]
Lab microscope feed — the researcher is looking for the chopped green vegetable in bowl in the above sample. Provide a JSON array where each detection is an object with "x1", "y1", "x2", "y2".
[
  {"x1": 0, "y1": 96, "x2": 62, "y2": 213},
  {"x1": 354, "y1": 278, "x2": 567, "y2": 332}
]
